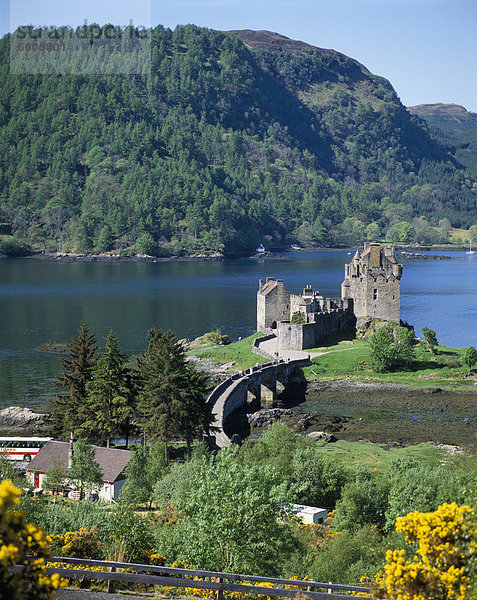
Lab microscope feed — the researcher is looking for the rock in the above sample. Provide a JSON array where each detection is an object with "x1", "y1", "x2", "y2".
[
  {"x1": 434, "y1": 443, "x2": 462, "y2": 454},
  {"x1": 0, "y1": 406, "x2": 47, "y2": 428},
  {"x1": 177, "y1": 338, "x2": 191, "y2": 350},
  {"x1": 306, "y1": 431, "x2": 326, "y2": 441},
  {"x1": 37, "y1": 341, "x2": 69, "y2": 353},
  {"x1": 247, "y1": 408, "x2": 292, "y2": 428},
  {"x1": 189, "y1": 334, "x2": 206, "y2": 347},
  {"x1": 306, "y1": 431, "x2": 337, "y2": 443},
  {"x1": 186, "y1": 356, "x2": 235, "y2": 379}
]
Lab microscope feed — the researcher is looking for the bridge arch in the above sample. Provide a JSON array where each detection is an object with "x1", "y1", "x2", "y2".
[{"x1": 207, "y1": 358, "x2": 309, "y2": 448}]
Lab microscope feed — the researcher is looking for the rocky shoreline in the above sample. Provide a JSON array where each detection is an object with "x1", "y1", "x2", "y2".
[
  {"x1": 25, "y1": 251, "x2": 226, "y2": 262},
  {"x1": 2, "y1": 245, "x2": 472, "y2": 263},
  {"x1": 0, "y1": 406, "x2": 48, "y2": 434},
  {"x1": 2, "y1": 369, "x2": 477, "y2": 449}
]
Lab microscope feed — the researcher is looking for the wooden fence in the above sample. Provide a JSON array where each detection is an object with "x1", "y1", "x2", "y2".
[{"x1": 14, "y1": 557, "x2": 372, "y2": 600}]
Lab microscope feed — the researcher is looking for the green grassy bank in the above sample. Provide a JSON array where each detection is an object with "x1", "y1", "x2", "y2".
[{"x1": 188, "y1": 331, "x2": 476, "y2": 390}]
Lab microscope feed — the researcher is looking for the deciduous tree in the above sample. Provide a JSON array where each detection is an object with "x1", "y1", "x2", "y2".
[
  {"x1": 463, "y1": 346, "x2": 477, "y2": 373},
  {"x1": 161, "y1": 447, "x2": 297, "y2": 574},
  {"x1": 422, "y1": 326, "x2": 438, "y2": 354},
  {"x1": 121, "y1": 442, "x2": 168, "y2": 508},
  {"x1": 68, "y1": 438, "x2": 103, "y2": 499},
  {"x1": 369, "y1": 325, "x2": 415, "y2": 373}
]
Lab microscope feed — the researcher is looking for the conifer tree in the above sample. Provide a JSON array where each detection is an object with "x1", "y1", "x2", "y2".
[
  {"x1": 85, "y1": 330, "x2": 134, "y2": 447},
  {"x1": 137, "y1": 328, "x2": 212, "y2": 455},
  {"x1": 50, "y1": 321, "x2": 97, "y2": 440}
]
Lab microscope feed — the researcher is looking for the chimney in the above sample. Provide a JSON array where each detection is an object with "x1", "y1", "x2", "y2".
[{"x1": 68, "y1": 432, "x2": 74, "y2": 470}]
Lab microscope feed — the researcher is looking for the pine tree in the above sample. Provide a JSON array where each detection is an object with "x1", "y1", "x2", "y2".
[
  {"x1": 84, "y1": 330, "x2": 134, "y2": 447},
  {"x1": 50, "y1": 321, "x2": 97, "y2": 440},
  {"x1": 137, "y1": 328, "x2": 212, "y2": 454}
]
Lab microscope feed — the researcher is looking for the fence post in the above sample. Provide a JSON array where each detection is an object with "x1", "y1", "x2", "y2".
[
  {"x1": 216, "y1": 576, "x2": 224, "y2": 600},
  {"x1": 107, "y1": 566, "x2": 116, "y2": 593}
]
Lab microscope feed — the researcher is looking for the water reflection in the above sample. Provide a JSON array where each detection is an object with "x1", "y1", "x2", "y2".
[{"x1": 0, "y1": 251, "x2": 476, "y2": 408}]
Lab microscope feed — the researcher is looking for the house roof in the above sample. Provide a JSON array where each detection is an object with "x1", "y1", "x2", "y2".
[{"x1": 25, "y1": 441, "x2": 131, "y2": 483}]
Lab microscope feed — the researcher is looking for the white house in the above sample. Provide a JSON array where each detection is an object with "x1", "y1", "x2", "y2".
[
  {"x1": 292, "y1": 504, "x2": 329, "y2": 525},
  {"x1": 25, "y1": 441, "x2": 131, "y2": 502}
]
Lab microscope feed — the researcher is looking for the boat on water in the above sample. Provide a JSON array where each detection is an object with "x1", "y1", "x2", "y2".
[
  {"x1": 466, "y1": 242, "x2": 475, "y2": 255},
  {"x1": 256, "y1": 244, "x2": 265, "y2": 254},
  {"x1": 290, "y1": 244, "x2": 301, "y2": 250}
]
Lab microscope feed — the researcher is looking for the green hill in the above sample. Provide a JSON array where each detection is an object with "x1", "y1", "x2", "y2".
[
  {"x1": 408, "y1": 103, "x2": 477, "y2": 175},
  {"x1": 1, "y1": 25, "x2": 476, "y2": 255}
]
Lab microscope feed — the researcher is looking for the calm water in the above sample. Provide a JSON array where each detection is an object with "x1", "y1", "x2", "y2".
[{"x1": 1, "y1": 250, "x2": 476, "y2": 409}]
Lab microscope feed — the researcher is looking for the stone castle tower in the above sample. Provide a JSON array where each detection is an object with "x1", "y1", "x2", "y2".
[{"x1": 341, "y1": 243, "x2": 402, "y2": 323}]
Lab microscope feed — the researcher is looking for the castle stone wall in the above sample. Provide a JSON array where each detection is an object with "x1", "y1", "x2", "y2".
[
  {"x1": 257, "y1": 244, "x2": 401, "y2": 352},
  {"x1": 341, "y1": 243, "x2": 402, "y2": 323},
  {"x1": 277, "y1": 301, "x2": 354, "y2": 351},
  {"x1": 257, "y1": 278, "x2": 291, "y2": 331}
]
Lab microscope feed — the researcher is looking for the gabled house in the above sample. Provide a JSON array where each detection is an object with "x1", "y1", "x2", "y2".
[{"x1": 25, "y1": 441, "x2": 131, "y2": 502}]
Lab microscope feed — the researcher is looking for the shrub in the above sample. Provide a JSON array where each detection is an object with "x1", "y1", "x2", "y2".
[
  {"x1": 373, "y1": 503, "x2": 477, "y2": 600},
  {"x1": 291, "y1": 312, "x2": 306, "y2": 324},
  {"x1": 201, "y1": 329, "x2": 230, "y2": 345},
  {"x1": 463, "y1": 346, "x2": 477, "y2": 373},
  {"x1": 0, "y1": 479, "x2": 65, "y2": 599},
  {"x1": 0, "y1": 238, "x2": 32, "y2": 256},
  {"x1": 369, "y1": 325, "x2": 415, "y2": 372},
  {"x1": 61, "y1": 527, "x2": 102, "y2": 559}
]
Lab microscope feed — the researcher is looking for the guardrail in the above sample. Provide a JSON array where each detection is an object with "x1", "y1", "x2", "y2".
[{"x1": 13, "y1": 557, "x2": 371, "y2": 599}]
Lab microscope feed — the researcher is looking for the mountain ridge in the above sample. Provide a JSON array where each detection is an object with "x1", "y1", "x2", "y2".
[
  {"x1": 408, "y1": 103, "x2": 477, "y2": 174},
  {"x1": 0, "y1": 24, "x2": 475, "y2": 255}
]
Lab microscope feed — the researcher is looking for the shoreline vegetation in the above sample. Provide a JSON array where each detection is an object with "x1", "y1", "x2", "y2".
[
  {"x1": 187, "y1": 332, "x2": 477, "y2": 450},
  {"x1": 0, "y1": 243, "x2": 475, "y2": 261},
  {"x1": 9, "y1": 314, "x2": 477, "y2": 449},
  {"x1": 5, "y1": 330, "x2": 477, "y2": 449}
]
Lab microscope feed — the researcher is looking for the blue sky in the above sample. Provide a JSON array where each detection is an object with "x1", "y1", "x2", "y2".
[{"x1": 1, "y1": 0, "x2": 476, "y2": 112}]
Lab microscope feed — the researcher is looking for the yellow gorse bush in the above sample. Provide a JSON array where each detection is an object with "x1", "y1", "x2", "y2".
[
  {"x1": 0, "y1": 479, "x2": 66, "y2": 599},
  {"x1": 157, "y1": 565, "x2": 313, "y2": 600},
  {"x1": 373, "y1": 502, "x2": 477, "y2": 600}
]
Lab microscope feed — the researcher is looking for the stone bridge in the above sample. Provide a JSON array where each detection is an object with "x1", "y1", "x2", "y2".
[{"x1": 207, "y1": 357, "x2": 310, "y2": 448}]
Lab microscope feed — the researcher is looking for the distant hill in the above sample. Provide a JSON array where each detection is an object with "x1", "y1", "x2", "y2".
[
  {"x1": 408, "y1": 103, "x2": 477, "y2": 174},
  {"x1": 0, "y1": 25, "x2": 476, "y2": 255}
]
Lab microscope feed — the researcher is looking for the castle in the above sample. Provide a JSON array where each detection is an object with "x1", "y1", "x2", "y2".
[{"x1": 257, "y1": 243, "x2": 403, "y2": 351}]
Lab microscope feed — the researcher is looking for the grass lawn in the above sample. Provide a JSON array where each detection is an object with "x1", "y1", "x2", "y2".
[
  {"x1": 187, "y1": 332, "x2": 268, "y2": 371},
  {"x1": 188, "y1": 331, "x2": 476, "y2": 390},
  {"x1": 312, "y1": 439, "x2": 451, "y2": 472},
  {"x1": 302, "y1": 334, "x2": 474, "y2": 390}
]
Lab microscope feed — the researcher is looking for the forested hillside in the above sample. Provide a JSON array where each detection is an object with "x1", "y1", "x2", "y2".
[
  {"x1": 408, "y1": 103, "x2": 477, "y2": 175},
  {"x1": 1, "y1": 25, "x2": 476, "y2": 255}
]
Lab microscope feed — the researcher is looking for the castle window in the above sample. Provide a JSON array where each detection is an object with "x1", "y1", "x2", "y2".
[{"x1": 373, "y1": 288, "x2": 378, "y2": 300}]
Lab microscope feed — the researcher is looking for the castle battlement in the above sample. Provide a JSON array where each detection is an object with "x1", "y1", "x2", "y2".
[
  {"x1": 257, "y1": 244, "x2": 402, "y2": 351},
  {"x1": 341, "y1": 242, "x2": 402, "y2": 323}
]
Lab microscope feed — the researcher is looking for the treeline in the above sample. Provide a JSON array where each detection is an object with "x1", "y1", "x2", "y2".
[
  {"x1": 1, "y1": 24, "x2": 476, "y2": 255},
  {"x1": 50, "y1": 322, "x2": 212, "y2": 453},
  {"x1": 11, "y1": 422, "x2": 477, "y2": 582}
]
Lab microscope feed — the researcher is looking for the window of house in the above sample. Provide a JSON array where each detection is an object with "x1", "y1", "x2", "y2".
[{"x1": 373, "y1": 289, "x2": 378, "y2": 300}]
